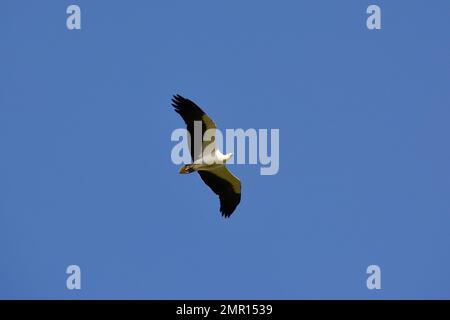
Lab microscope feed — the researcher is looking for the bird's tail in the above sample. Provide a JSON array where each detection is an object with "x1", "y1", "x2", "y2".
[{"x1": 179, "y1": 164, "x2": 197, "y2": 174}]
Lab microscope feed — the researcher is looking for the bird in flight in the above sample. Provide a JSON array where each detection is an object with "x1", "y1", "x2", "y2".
[{"x1": 171, "y1": 94, "x2": 241, "y2": 218}]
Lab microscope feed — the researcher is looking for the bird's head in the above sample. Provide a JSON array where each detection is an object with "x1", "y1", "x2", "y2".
[{"x1": 225, "y1": 153, "x2": 233, "y2": 162}]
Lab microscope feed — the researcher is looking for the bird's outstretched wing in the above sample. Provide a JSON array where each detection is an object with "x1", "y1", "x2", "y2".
[
  {"x1": 198, "y1": 167, "x2": 241, "y2": 218},
  {"x1": 171, "y1": 94, "x2": 216, "y2": 162}
]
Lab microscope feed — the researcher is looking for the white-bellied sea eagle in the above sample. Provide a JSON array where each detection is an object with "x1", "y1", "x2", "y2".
[{"x1": 171, "y1": 94, "x2": 241, "y2": 218}]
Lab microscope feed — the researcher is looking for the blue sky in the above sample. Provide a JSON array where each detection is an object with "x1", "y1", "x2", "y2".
[{"x1": 1, "y1": 0, "x2": 450, "y2": 299}]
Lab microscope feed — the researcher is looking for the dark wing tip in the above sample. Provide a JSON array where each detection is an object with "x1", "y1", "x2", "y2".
[
  {"x1": 221, "y1": 211, "x2": 233, "y2": 218},
  {"x1": 171, "y1": 94, "x2": 195, "y2": 115},
  {"x1": 171, "y1": 94, "x2": 182, "y2": 106},
  {"x1": 172, "y1": 93, "x2": 183, "y2": 101},
  {"x1": 220, "y1": 193, "x2": 241, "y2": 218},
  {"x1": 197, "y1": 170, "x2": 241, "y2": 219}
]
